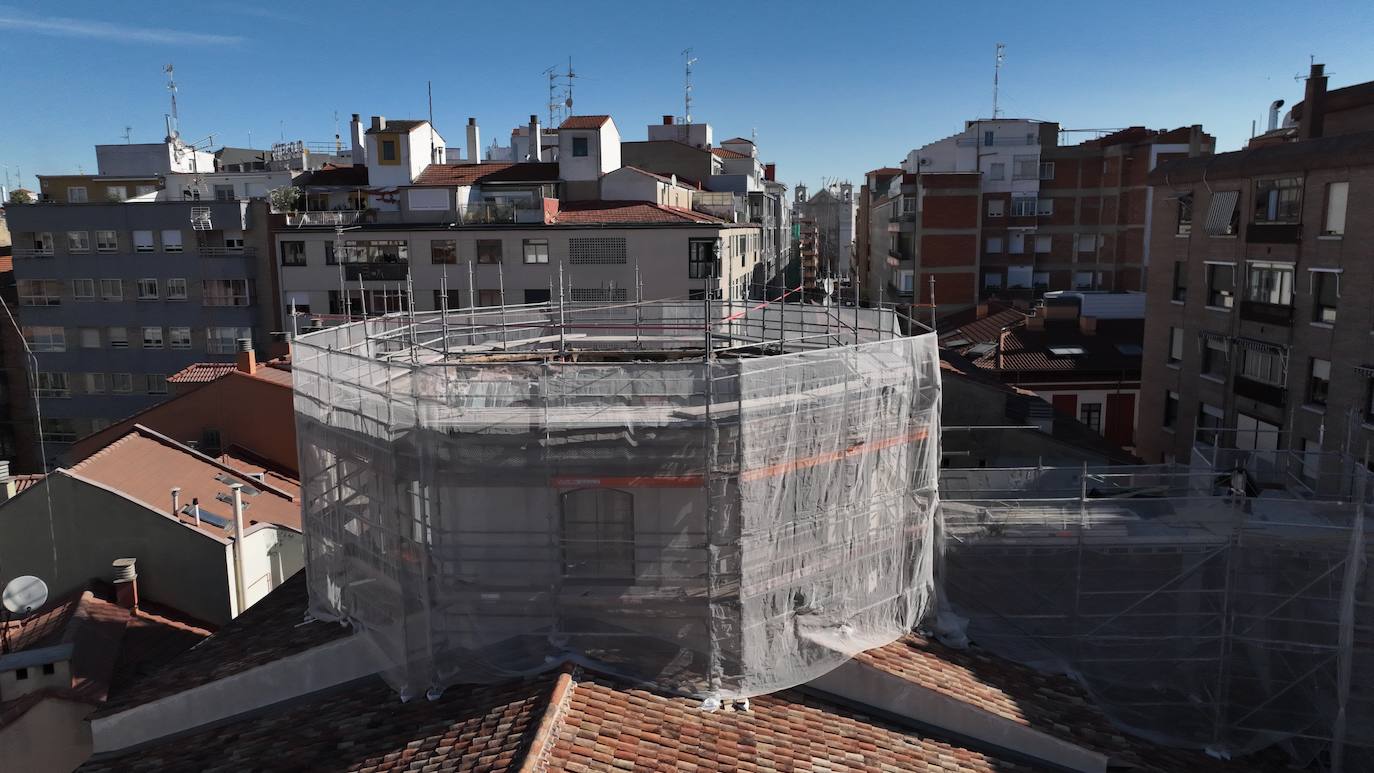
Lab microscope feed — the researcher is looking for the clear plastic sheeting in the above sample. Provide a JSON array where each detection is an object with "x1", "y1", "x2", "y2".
[
  {"x1": 292, "y1": 300, "x2": 941, "y2": 701},
  {"x1": 939, "y1": 461, "x2": 1374, "y2": 770}
]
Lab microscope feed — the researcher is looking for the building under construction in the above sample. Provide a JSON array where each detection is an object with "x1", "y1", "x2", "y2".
[{"x1": 292, "y1": 298, "x2": 942, "y2": 701}]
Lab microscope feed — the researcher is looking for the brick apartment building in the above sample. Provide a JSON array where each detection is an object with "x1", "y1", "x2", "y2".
[
  {"x1": 1137, "y1": 64, "x2": 1371, "y2": 486},
  {"x1": 860, "y1": 120, "x2": 1213, "y2": 317}
]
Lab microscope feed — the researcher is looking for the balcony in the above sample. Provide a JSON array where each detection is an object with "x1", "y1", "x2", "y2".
[
  {"x1": 286, "y1": 210, "x2": 364, "y2": 227},
  {"x1": 1235, "y1": 376, "x2": 1286, "y2": 407},
  {"x1": 1246, "y1": 223, "x2": 1301, "y2": 244},
  {"x1": 345, "y1": 263, "x2": 410, "y2": 281},
  {"x1": 1240, "y1": 300, "x2": 1294, "y2": 326},
  {"x1": 198, "y1": 246, "x2": 258, "y2": 258},
  {"x1": 12, "y1": 248, "x2": 54, "y2": 259}
]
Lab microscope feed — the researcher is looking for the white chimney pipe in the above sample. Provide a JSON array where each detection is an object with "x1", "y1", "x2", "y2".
[
  {"x1": 350, "y1": 113, "x2": 366, "y2": 165},
  {"x1": 1268, "y1": 99, "x2": 1285, "y2": 132},
  {"x1": 191, "y1": 498, "x2": 202, "y2": 527},
  {"x1": 171, "y1": 487, "x2": 181, "y2": 516},
  {"x1": 230, "y1": 483, "x2": 247, "y2": 616},
  {"x1": 528, "y1": 114, "x2": 542, "y2": 162},
  {"x1": 466, "y1": 117, "x2": 481, "y2": 165}
]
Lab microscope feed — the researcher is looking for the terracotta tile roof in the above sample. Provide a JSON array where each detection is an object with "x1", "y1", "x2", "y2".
[
  {"x1": 364, "y1": 119, "x2": 427, "y2": 135},
  {"x1": 965, "y1": 319, "x2": 1144, "y2": 377},
  {"x1": 0, "y1": 254, "x2": 12, "y2": 274},
  {"x1": 166, "y1": 362, "x2": 237, "y2": 384},
  {"x1": 710, "y1": 146, "x2": 750, "y2": 159},
  {"x1": 68, "y1": 425, "x2": 301, "y2": 533},
  {"x1": 96, "y1": 572, "x2": 346, "y2": 716},
  {"x1": 721, "y1": 136, "x2": 755, "y2": 145},
  {"x1": 936, "y1": 301, "x2": 1027, "y2": 345},
  {"x1": 413, "y1": 161, "x2": 561, "y2": 186},
  {"x1": 868, "y1": 166, "x2": 905, "y2": 176},
  {"x1": 550, "y1": 200, "x2": 729, "y2": 226},
  {"x1": 13, "y1": 473, "x2": 46, "y2": 493},
  {"x1": 558, "y1": 114, "x2": 611, "y2": 129}
]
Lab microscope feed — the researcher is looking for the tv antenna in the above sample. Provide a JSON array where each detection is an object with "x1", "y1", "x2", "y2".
[
  {"x1": 163, "y1": 63, "x2": 179, "y2": 139},
  {"x1": 2, "y1": 576, "x2": 49, "y2": 654},
  {"x1": 992, "y1": 43, "x2": 1006, "y2": 119},
  {"x1": 543, "y1": 66, "x2": 561, "y2": 125},
  {"x1": 683, "y1": 48, "x2": 698, "y2": 125},
  {"x1": 563, "y1": 56, "x2": 577, "y2": 115},
  {"x1": 1294, "y1": 55, "x2": 1327, "y2": 82},
  {"x1": 122, "y1": 126, "x2": 133, "y2": 144}
]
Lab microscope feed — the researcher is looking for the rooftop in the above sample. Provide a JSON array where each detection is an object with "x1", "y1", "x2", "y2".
[
  {"x1": 1151, "y1": 127, "x2": 1374, "y2": 184},
  {"x1": 292, "y1": 164, "x2": 369, "y2": 187},
  {"x1": 549, "y1": 200, "x2": 729, "y2": 225},
  {"x1": 412, "y1": 161, "x2": 560, "y2": 186},
  {"x1": 557, "y1": 114, "x2": 612, "y2": 130},
  {"x1": 364, "y1": 119, "x2": 428, "y2": 135},
  {"x1": 710, "y1": 146, "x2": 750, "y2": 159}
]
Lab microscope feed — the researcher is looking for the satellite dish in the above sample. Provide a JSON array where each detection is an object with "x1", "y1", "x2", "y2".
[{"x1": 3, "y1": 576, "x2": 49, "y2": 615}]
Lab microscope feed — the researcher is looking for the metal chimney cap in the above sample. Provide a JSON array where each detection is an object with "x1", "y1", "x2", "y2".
[
  {"x1": 112, "y1": 558, "x2": 138, "y2": 581},
  {"x1": 236, "y1": 338, "x2": 253, "y2": 352}
]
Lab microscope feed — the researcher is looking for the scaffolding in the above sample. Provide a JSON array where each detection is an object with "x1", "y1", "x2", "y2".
[
  {"x1": 939, "y1": 434, "x2": 1374, "y2": 770},
  {"x1": 292, "y1": 298, "x2": 942, "y2": 702}
]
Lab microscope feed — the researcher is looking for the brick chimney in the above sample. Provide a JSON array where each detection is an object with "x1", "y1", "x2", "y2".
[
  {"x1": 763, "y1": 163, "x2": 776, "y2": 182},
  {"x1": 1299, "y1": 63, "x2": 1329, "y2": 141},
  {"x1": 975, "y1": 302, "x2": 989, "y2": 319},
  {"x1": 663, "y1": 114, "x2": 675, "y2": 125},
  {"x1": 112, "y1": 558, "x2": 139, "y2": 611},
  {"x1": 235, "y1": 339, "x2": 257, "y2": 375}
]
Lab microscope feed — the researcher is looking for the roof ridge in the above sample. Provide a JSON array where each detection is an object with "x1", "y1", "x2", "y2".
[{"x1": 516, "y1": 665, "x2": 578, "y2": 773}]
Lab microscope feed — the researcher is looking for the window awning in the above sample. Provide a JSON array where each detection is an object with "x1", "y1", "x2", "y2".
[
  {"x1": 1355, "y1": 364, "x2": 1374, "y2": 378},
  {"x1": 1233, "y1": 337, "x2": 1285, "y2": 355},
  {"x1": 1203, "y1": 190, "x2": 1239, "y2": 236}
]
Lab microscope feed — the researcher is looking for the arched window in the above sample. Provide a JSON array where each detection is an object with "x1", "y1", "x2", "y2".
[{"x1": 561, "y1": 488, "x2": 634, "y2": 579}]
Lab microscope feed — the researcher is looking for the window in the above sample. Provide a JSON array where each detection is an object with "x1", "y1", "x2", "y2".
[
  {"x1": 133, "y1": 230, "x2": 154, "y2": 252},
  {"x1": 1206, "y1": 264, "x2": 1234, "y2": 309},
  {"x1": 31, "y1": 232, "x2": 53, "y2": 254},
  {"x1": 224, "y1": 235, "x2": 244, "y2": 251},
  {"x1": 1324, "y1": 182, "x2": 1348, "y2": 236},
  {"x1": 167, "y1": 278, "x2": 188, "y2": 300},
  {"x1": 104, "y1": 185, "x2": 127, "y2": 202},
  {"x1": 162, "y1": 230, "x2": 183, "y2": 252},
  {"x1": 24, "y1": 326, "x2": 65, "y2": 352},
  {"x1": 1177, "y1": 193, "x2": 1194, "y2": 235},
  {"x1": 523, "y1": 239, "x2": 551, "y2": 264},
  {"x1": 1013, "y1": 156, "x2": 1038, "y2": 180},
  {"x1": 67, "y1": 231, "x2": 90, "y2": 253},
  {"x1": 985, "y1": 236, "x2": 1003, "y2": 253},
  {"x1": 34, "y1": 372, "x2": 69, "y2": 398},
  {"x1": 202, "y1": 279, "x2": 251, "y2": 307},
  {"x1": 168, "y1": 327, "x2": 192, "y2": 350},
  {"x1": 1032, "y1": 271, "x2": 1050, "y2": 290},
  {"x1": 84, "y1": 373, "x2": 106, "y2": 394},
  {"x1": 41, "y1": 663, "x2": 55, "y2": 676},
  {"x1": 73, "y1": 279, "x2": 95, "y2": 301},
  {"x1": 430, "y1": 239, "x2": 457, "y2": 264},
  {"x1": 476, "y1": 239, "x2": 503, "y2": 264},
  {"x1": 983, "y1": 272, "x2": 1004, "y2": 290},
  {"x1": 1168, "y1": 327, "x2": 1184, "y2": 364},
  {"x1": 144, "y1": 374, "x2": 168, "y2": 395},
  {"x1": 561, "y1": 488, "x2": 634, "y2": 578},
  {"x1": 1008, "y1": 233, "x2": 1025, "y2": 254},
  {"x1": 1079, "y1": 402, "x2": 1102, "y2": 433},
  {"x1": 108, "y1": 327, "x2": 128, "y2": 349},
  {"x1": 1172, "y1": 262, "x2": 1187, "y2": 302},
  {"x1": 1305, "y1": 269, "x2": 1339, "y2": 325},
  {"x1": 18, "y1": 279, "x2": 62, "y2": 305},
  {"x1": 1076, "y1": 234, "x2": 1098, "y2": 253},
  {"x1": 688, "y1": 238, "x2": 718, "y2": 279},
  {"x1": 1239, "y1": 346, "x2": 1284, "y2": 385},
  {"x1": 988, "y1": 162, "x2": 1005, "y2": 180},
  {"x1": 1034, "y1": 235, "x2": 1051, "y2": 253},
  {"x1": 1309, "y1": 358, "x2": 1331, "y2": 405},
  {"x1": 1073, "y1": 271, "x2": 1100, "y2": 290},
  {"x1": 1253, "y1": 177, "x2": 1302, "y2": 224},
  {"x1": 96, "y1": 230, "x2": 118, "y2": 252},
  {"x1": 142, "y1": 327, "x2": 163, "y2": 349},
  {"x1": 207, "y1": 327, "x2": 252, "y2": 354},
  {"x1": 1006, "y1": 265, "x2": 1032, "y2": 290},
  {"x1": 478, "y1": 289, "x2": 503, "y2": 307},
  {"x1": 1011, "y1": 196, "x2": 1037, "y2": 217},
  {"x1": 1202, "y1": 336, "x2": 1228, "y2": 379},
  {"x1": 524, "y1": 289, "x2": 551, "y2": 304},
  {"x1": 40, "y1": 419, "x2": 75, "y2": 442},
  {"x1": 1246, "y1": 262, "x2": 1294, "y2": 306},
  {"x1": 1039, "y1": 162, "x2": 1055, "y2": 180},
  {"x1": 281, "y1": 240, "x2": 307, "y2": 266},
  {"x1": 986, "y1": 199, "x2": 1004, "y2": 218},
  {"x1": 112, "y1": 373, "x2": 133, "y2": 394},
  {"x1": 137, "y1": 279, "x2": 159, "y2": 300},
  {"x1": 1036, "y1": 198, "x2": 1054, "y2": 216},
  {"x1": 101, "y1": 279, "x2": 123, "y2": 301},
  {"x1": 983, "y1": 130, "x2": 994, "y2": 147},
  {"x1": 213, "y1": 184, "x2": 235, "y2": 202},
  {"x1": 79, "y1": 328, "x2": 100, "y2": 348},
  {"x1": 337, "y1": 240, "x2": 409, "y2": 264},
  {"x1": 572, "y1": 136, "x2": 589, "y2": 157},
  {"x1": 67, "y1": 186, "x2": 88, "y2": 203},
  {"x1": 432, "y1": 290, "x2": 463, "y2": 310},
  {"x1": 901, "y1": 196, "x2": 916, "y2": 214},
  {"x1": 135, "y1": 185, "x2": 157, "y2": 197},
  {"x1": 380, "y1": 138, "x2": 398, "y2": 162},
  {"x1": 1197, "y1": 403, "x2": 1224, "y2": 446},
  {"x1": 569, "y1": 237, "x2": 625, "y2": 264},
  {"x1": 1164, "y1": 390, "x2": 1179, "y2": 428}
]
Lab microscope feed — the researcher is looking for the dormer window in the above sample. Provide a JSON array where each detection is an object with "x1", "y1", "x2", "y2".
[
  {"x1": 380, "y1": 138, "x2": 398, "y2": 163},
  {"x1": 572, "y1": 137, "x2": 589, "y2": 157}
]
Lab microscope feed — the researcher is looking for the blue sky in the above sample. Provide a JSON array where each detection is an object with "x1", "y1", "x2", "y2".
[{"x1": 2, "y1": 0, "x2": 1372, "y2": 193}]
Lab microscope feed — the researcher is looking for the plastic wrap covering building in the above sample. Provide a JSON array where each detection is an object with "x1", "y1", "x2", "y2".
[
  {"x1": 292, "y1": 299, "x2": 941, "y2": 701},
  {"x1": 939, "y1": 441, "x2": 1374, "y2": 769}
]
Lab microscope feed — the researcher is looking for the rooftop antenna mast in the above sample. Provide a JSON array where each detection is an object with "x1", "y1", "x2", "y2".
[
  {"x1": 122, "y1": 126, "x2": 133, "y2": 144},
  {"x1": 992, "y1": 43, "x2": 1006, "y2": 119},
  {"x1": 563, "y1": 56, "x2": 576, "y2": 116},
  {"x1": 427, "y1": 81, "x2": 435, "y2": 162},
  {"x1": 683, "y1": 48, "x2": 698, "y2": 125},
  {"x1": 543, "y1": 66, "x2": 560, "y2": 125},
  {"x1": 163, "y1": 63, "x2": 179, "y2": 140},
  {"x1": 334, "y1": 111, "x2": 342, "y2": 154}
]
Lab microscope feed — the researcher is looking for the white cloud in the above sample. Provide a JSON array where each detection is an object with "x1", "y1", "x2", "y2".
[{"x1": 0, "y1": 8, "x2": 243, "y2": 46}]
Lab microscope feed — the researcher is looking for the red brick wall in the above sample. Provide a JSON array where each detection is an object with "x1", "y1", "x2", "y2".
[
  {"x1": 921, "y1": 195, "x2": 979, "y2": 229},
  {"x1": 921, "y1": 271, "x2": 976, "y2": 305},
  {"x1": 921, "y1": 234, "x2": 978, "y2": 268}
]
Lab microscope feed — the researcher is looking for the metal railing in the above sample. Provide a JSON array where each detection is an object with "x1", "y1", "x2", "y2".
[
  {"x1": 287, "y1": 210, "x2": 364, "y2": 227},
  {"x1": 12, "y1": 248, "x2": 54, "y2": 259},
  {"x1": 198, "y1": 246, "x2": 258, "y2": 258}
]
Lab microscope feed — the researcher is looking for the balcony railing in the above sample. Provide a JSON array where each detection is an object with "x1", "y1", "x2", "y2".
[
  {"x1": 345, "y1": 263, "x2": 410, "y2": 281},
  {"x1": 1235, "y1": 376, "x2": 1286, "y2": 407},
  {"x1": 198, "y1": 246, "x2": 258, "y2": 258},
  {"x1": 1239, "y1": 300, "x2": 1294, "y2": 326},
  {"x1": 286, "y1": 210, "x2": 363, "y2": 227},
  {"x1": 13, "y1": 248, "x2": 54, "y2": 259}
]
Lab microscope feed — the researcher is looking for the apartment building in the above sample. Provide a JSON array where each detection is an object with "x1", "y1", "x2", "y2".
[
  {"x1": 862, "y1": 119, "x2": 1213, "y2": 317},
  {"x1": 1137, "y1": 64, "x2": 1371, "y2": 485},
  {"x1": 793, "y1": 181, "x2": 856, "y2": 287}
]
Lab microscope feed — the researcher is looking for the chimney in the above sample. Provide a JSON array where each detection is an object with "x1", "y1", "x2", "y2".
[
  {"x1": 528, "y1": 115, "x2": 542, "y2": 162},
  {"x1": 1187, "y1": 124, "x2": 1203, "y2": 157},
  {"x1": 0, "y1": 460, "x2": 14, "y2": 502},
  {"x1": 350, "y1": 114, "x2": 366, "y2": 165},
  {"x1": 466, "y1": 117, "x2": 481, "y2": 165},
  {"x1": 663, "y1": 115, "x2": 675, "y2": 125},
  {"x1": 995, "y1": 329, "x2": 1007, "y2": 371},
  {"x1": 763, "y1": 163, "x2": 776, "y2": 182},
  {"x1": 230, "y1": 484, "x2": 248, "y2": 616},
  {"x1": 371, "y1": 115, "x2": 385, "y2": 132},
  {"x1": 235, "y1": 339, "x2": 257, "y2": 375},
  {"x1": 1079, "y1": 315, "x2": 1098, "y2": 335},
  {"x1": 171, "y1": 487, "x2": 181, "y2": 516},
  {"x1": 112, "y1": 558, "x2": 138, "y2": 611},
  {"x1": 191, "y1": 498, "x2": 202, "y2": 527},
  {"x1": 1300, "y1": 63, "x2": 1328, "y2": 140},
  {"x1": 975, "y1": 302, "x2": 989, "y2": 319},
  {"x1": 1267, "y1": 100, "x2": 1285, "y2": 132}
]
